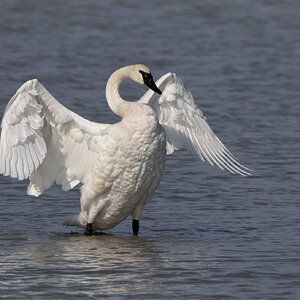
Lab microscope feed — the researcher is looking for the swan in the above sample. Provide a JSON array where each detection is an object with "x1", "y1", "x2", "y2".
[{"x1": 0, "y1": 64, "x2": 251, "y2": 235}]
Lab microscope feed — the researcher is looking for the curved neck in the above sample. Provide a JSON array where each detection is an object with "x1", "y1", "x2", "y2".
[{"x1": 105, "y1": 66, "x2": 132, "y2": 117}]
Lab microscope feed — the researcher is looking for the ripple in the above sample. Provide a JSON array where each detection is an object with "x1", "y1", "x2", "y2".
[{"x1": 0, "y1": 0, "x2": 300, "y2": 298}]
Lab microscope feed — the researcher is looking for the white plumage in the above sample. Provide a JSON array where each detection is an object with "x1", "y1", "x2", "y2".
[
  {"x1": 139, "y1": 73, "x2": 250, "y2": 175},
  {"x1": 0, "y1": 64, "x2": 251, "y2": 235}
]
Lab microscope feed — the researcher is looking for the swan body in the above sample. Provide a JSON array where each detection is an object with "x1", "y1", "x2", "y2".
[{"x1": 0, "y1": 64, "x2": 251, "y2": 235}]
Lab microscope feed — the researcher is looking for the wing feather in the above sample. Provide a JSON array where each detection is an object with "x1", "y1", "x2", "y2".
[
  {"x1": 0, "y1": 79, "x2": 110, "y2": 196},
  {"x1": 139, "y1": 73, "x2": 251, "y2": 176}
]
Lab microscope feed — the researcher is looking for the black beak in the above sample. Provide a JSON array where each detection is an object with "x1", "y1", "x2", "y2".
[{"x1": 139, "y1": 70, "x2": 162, "y2": 95}]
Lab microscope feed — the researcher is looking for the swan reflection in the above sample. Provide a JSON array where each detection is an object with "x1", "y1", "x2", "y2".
[{"x1": 1, "y1": 234, "x2": 165, "y2": 296}]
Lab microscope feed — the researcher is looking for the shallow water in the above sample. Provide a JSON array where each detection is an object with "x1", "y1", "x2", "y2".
[{"x1": 0, "y1": 0, "x2": 300, "y2": 299}]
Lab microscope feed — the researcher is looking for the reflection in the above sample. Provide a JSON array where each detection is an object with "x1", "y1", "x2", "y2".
[
  {"x1": 1, "y1": 233, "x2": 165, "y2": 297},
  {"x1": 56, "y1": 233, "x2": 163, "y2": 270}
]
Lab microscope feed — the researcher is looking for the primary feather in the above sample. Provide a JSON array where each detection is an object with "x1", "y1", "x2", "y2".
[
  {"x1": 0, "y1": 79, "x2": 109, "y2": 196},
  {"x1": 139, "y1": 73, "x2": 251, "y2": 176}
]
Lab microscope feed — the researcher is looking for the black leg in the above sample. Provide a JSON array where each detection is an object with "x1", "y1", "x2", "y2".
[
  {"x1": 132, "y1": 219, "x2": 139, "y2": 236},
  {"x1": 86, "y1": 223, "x2": 94, "y2": 235}
]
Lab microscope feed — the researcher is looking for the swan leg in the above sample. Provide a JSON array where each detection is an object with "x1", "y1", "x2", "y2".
[
  {"x1": 80, "y1": 186, "x2": 109, "y2": 236},
  {"x1": 131, "y1": 202, "x2": 145, "y2": 236},
  {"x1": 132, "y1": 219, "x2": 139, "y2": 236},
  {"x1": 86, "y1": 223, "x2": 94, "y2": 235}
]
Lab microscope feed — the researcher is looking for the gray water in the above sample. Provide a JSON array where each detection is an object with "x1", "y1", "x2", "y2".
[{"x1": 0, "y1": 0, "x2": 299, "y2": 299}]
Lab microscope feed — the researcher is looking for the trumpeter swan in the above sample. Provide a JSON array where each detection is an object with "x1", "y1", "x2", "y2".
[{"x1": 0, "y1": 64, "x2": 251, "y2": 235}]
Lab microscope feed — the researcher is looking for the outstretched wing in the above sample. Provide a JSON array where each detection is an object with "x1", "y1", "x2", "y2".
[
  {"x1": 0, "y1": 79, "x2": 110, "y2": 196},
  {"x1": 139, "y1": 73, "x2": 251, "y2": 176}
]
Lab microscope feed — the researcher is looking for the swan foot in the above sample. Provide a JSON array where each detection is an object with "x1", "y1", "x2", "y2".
[
  {"x1": 86, "y1": 223, "x2": 94, "y2": 235},
  {"x1": 132, "y1": 219, "x2": 139, "y2": 236}
]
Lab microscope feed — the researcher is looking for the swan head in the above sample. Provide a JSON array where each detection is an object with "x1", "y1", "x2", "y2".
[{"x1": 130, "y1": 64, "x2": 162, "y2": 95}]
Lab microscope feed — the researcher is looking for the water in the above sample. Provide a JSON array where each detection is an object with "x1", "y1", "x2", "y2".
[{"x1": 0, "y1": 0, "x2": 299, "y2": 299}]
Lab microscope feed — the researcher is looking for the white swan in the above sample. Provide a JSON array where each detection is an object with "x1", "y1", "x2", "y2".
[{"x1": 0, "y1": 64, "x2": 251, "y2": 235}]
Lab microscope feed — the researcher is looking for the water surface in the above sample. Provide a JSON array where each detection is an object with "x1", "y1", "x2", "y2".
[{"x1": 0, "y1": 0, "x2": 299, "y2": 299}]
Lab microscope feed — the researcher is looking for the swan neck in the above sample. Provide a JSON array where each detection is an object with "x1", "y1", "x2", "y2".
[{"x1": 105, "y1": 67, "x2": 131, "y2": 117}]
